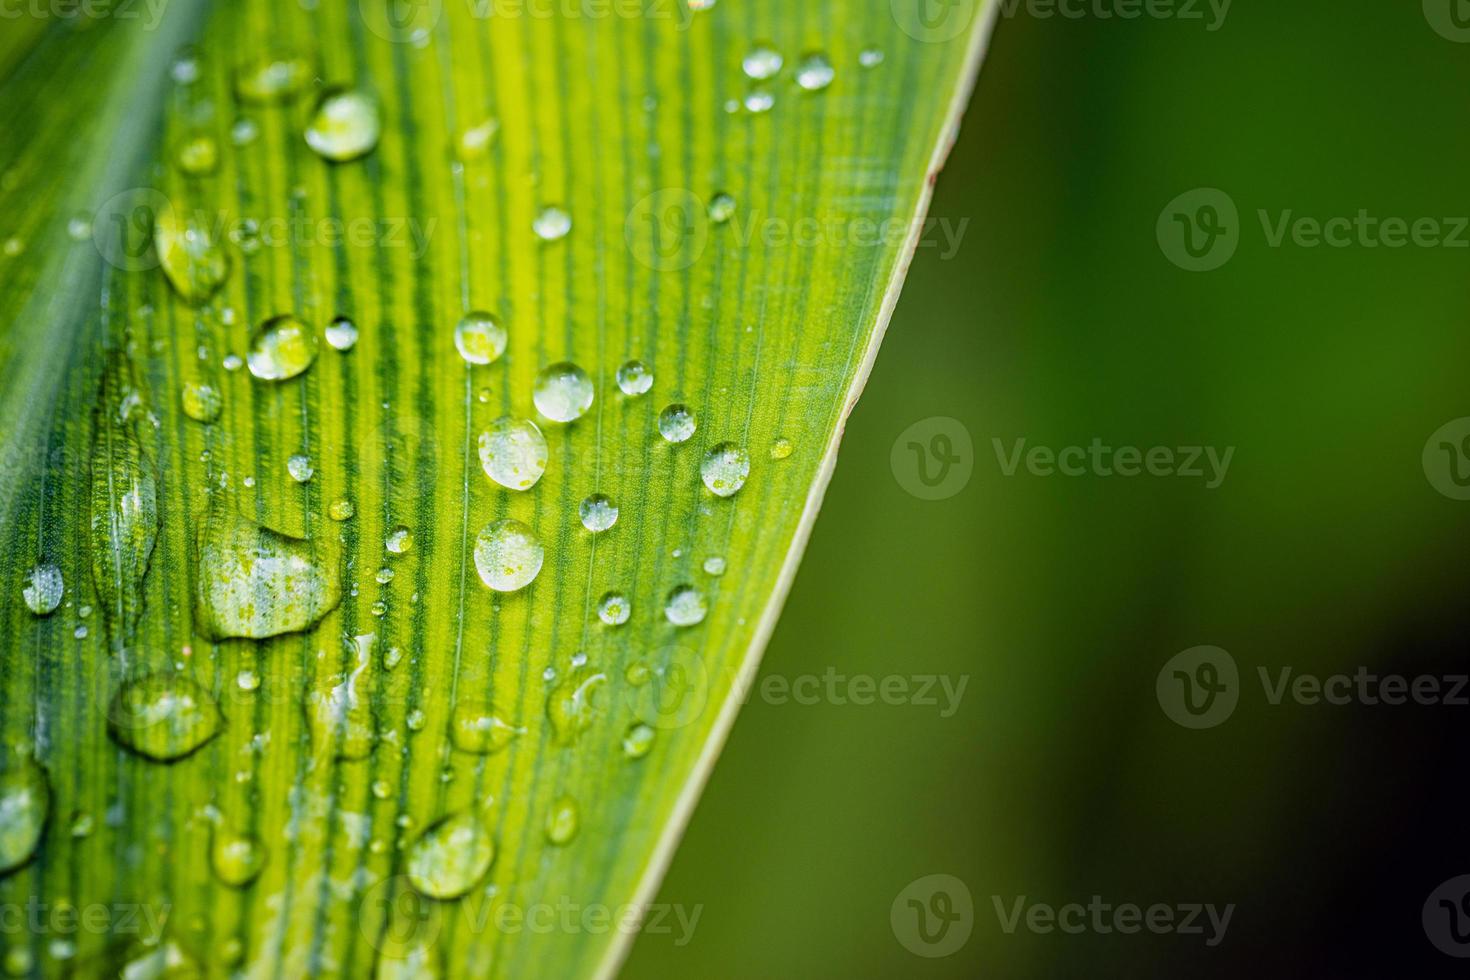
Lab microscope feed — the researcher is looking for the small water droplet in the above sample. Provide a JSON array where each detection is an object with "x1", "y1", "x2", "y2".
[
  {"x1": 247, "y1": 314, "x2": 318, "y2": 381},
  {"x1": 385, "y1": 526, "x2": 414, "y2": 555},
  {"x1": 701, "y1": 442, "x2": 750, "y2": 497},
  {"x1": 372, "y1": 779, "x2": 392, "y2": 800},
  {"x1": 473, "y1": 519, "x2": 544, "y2": 592},
  {"x1": 615, "y1": 359, "x2": 653, "y2": 396},
  {"x1": 407, "y1": 811, "x2": 495, "y2": 900},
  {"x1": 384, "y1": 645, "x2": 405, "y2": 670},
  {"x1": 545, "y1": 796, "x2": 579, "y2": 846},
  {"x1": 449, "y1": 703, "x2": 524, "y2": 755},
  {"x1": 22, "y1": 564, "x2": 63, "y2": 615},
  {"x1": 742, "y1": 46, "x2": 783, "y2": 80},
  {"x1": 664, "y1": 585, "x2": 707, "y2": 626},
  {"x1": 306, "y1": 89, "x2": 382, "y2": 162},
  {"x1": 455, "y1": 118, "x2": 500, "y2": 160},
  {"x1": 156, "y1": 208, "x2": 230, "y2": 304},
  {"x1": 4, "y1": 946, "x2": 35, "y2": 976},
  {"x1": 622, "y1": 722, "x2": 655, "y2": 759},
  {"x1": 578, "y1": 494, "x2": 618, "y2": 532},
  {"x1": 708, "y1": 193, "x2": 736, "y2": 224},
  {"x1": 770, "y1": 437, "x2": 793, "y2": 459},
  {"x1": 532, "y1": 206, "x2": 572, "y2": 241},
  {"x1": 624, "y1": 660, "x2": 650, "y2": 685},
  {"x1": 546, "y1": 670, "x2": 606, "y2": 745},
  {"x1": 231, "y1": 118, "x2": 259, "y2": 146},
  {"x1": 657, "y1": 404, "x2": 696, "y2": 443},
  {"x1": 478, "y1": 416, "x2": 547, "y2": 491},
  {"x1": 0, "y1": 758, "x2": 49, "y2": 875},
  {"x1": 171, "y1": 53, "x2": 200, "y2": 84},
  {"x1": 66, "y1": 214, "x2": 93, "y2": 241},
  {"x1": 702, "y1": 556, "x2": 726, "y2": 576},
  {"x1": 175, "y1": 135, "x2": 219, "y2": 176},
  {"x1": 597, "y1": 592, "x2": 630, "y2": 626},
  {"x1": 195, "y1": 504, "x2": 341, "y2": 639},
  {"x1": 329, "y1": 497, "x2": 355, "y2": 521},
  {"x1": 794, "y1": 52, "x2": 835, "y2": 91},
  {"x1": 181, "y1": 381, "x2": 222, "y2": 423},
  {"x1": 234, "y1": 51, "x2": 316, "y2": 104},
  {"x1": 211, "y1": 829, "x2": 266, "y2": 887},
  {"x1": 287, "y1": 453, "x2": 314, "y2": 483},
  {"x1": 454, "y1": 311, "x2": 507, "y2": 365},
  {"x1": 859, "y1": 47, "x2": 885, "y2": 68},
  {"x1": 406, "y1": 708, "x2": 426, "y2": 732},
  {"x1": 223, "y1": 353, "x2": 244, "y2": 372},
  {"x1": 532, "y1": 362, "x2": 594, "y2": 423},
  {"x1": 744, "y1": 90, "x2": 774, "y2": 114},
  {"x1": 326, "y1": 316, "x2": 359, "y2": 351},
  {"x1": 108, "y1": 675, "x2": 223, "y2": 761},
  {"x1": 376, "y1": 566, "x2": 395, "y2": 584}
]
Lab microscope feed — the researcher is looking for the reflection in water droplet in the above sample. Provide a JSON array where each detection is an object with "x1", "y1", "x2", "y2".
[
  {"x1": 547, "y1": 670, "x2": 606, "y2": 746},
  {"x1": 194, "y1": 504, "x2": 341, "y2": 639},
  {"x1": 181, "y1": 381, "x2": 222, "y2": 423},
  {"x1": 578, "y1": 494, "x2": 618, "y2": 532},
  {"x1": 306, "y1": 89, "x2": 382, "y2": 162},
  {"x1": 287, "y1": 453, "x2": 314, "y2": 483},
  {"x1": 794, "y1": 53, "x2": 835, "y2": 91},
  {"x1": 615, "y1": 360, "x2": 653, "y2": 396},
  {"x1": 406, "y1": 811, "x2": 495, "y2": 900},
  {"x1": 247, "y1": 314, "x2": 318, "y2": 381},
  {"x1": 700, "y1": 442, "x2": 751, "y2": 497},
  {"x1": 326, "y1": 316, "x2": 359, "y2": 351},
  {"x1": 708, "y1": 193, "x2": 736, "y2": 224},
  {"x1": 211, "y1": 828, "x2": 266, "y2": 886},
  {"x1": 597, "y1": 592, "x2": 630, "y2": 626},
  {"x1": 385, "y1": 526, "x2": 414, "y2": 555},
  {"x1": 234, "y1": 51, "x2": 315, "y2": 104},
  {"x1": 156, "y1": 207, "x2": 230, "y2": 304},
  {"x1": 545, "y1": 796, "x2": 579, "y2": 846},
  {"x1": 108, "y1": 675, "x2": 223, "y2": 761},
  {"x1": 22, "y1": 564, "x2": 63, "y2": 615},
  {"x1": 532, "y1": 362, "x2": 594, "y2": 423},
  {"x1": 742, "y1": 46, "x2": 783, "y2": 80},
  {"x1": 473, "y1": 519, "x2": 543, "y2": 593},
  {"x1": 664, "y1": 585, "x2": 707, "y2": 627},
  {"x1": 454, "y1": 311, "x2": 507, "y2": 366},
  {"x1": 478, "y1": 417, "x2": 547, "y2": 491},
  {"x1": 622, "y1": 723, "x2": 655, "y2": 759},
  {"x1": 0, "y1": 758, "x2": 49, "y2": 875},
  {"x1": 449, "y1": 703, "x2": 524, "y2": 755},
  {"x1": 770, "y1": 437, "x2": 793, "y2": 460},
  {"x1": 532, "y1": 206, "x2": 572, "y2": 241},
  {"x1": 657, "y1": 404, "x2": 696, "y2": 443}
]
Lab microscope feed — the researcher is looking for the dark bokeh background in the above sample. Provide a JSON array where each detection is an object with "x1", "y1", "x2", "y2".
[{"x1": 626, "y1": 2, "x2": 1470, "y2": 976}]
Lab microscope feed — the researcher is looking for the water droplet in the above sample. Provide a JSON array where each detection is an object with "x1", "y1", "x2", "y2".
[
  {"x1": 231, "y1": 118, "x2": 259, "y2": 146},
  {"x1": 211, "y1": 829, "x2": 266, "y2": 887},
  {"x1": 622, "y1": 722, "x2": 655, "y2": 759},
  {"x1": 4, "y1": 946, "x2": 34, "y2": 976},
  {"x1": 329, "y1": 497, "x2": 355, "y2": 521},
  {"x1": 708, "y1": 193, "x2": 736, "y2": 224},
  {"x1": 0, "y1": 758, "x2": 49, "y2": 875},
  {"x1": 171, "y1": 53, "x2": 200, "y2": 84},
  {"x1": 406, "y1": 709, "x2": 426, "y2": 732},
  {"x1": 701, "y1": 442, "x2": 750, "y2": 497},
  {"x1": 247, "y1": 314, "x2": 318, "y2": 381},
  {"x1": 744, "y1": 90, "x2": 774, "y2": 114},
  {"x1": 578, "y1": 494, "x2": 618, "y2": 532},
  {"x1": 532, "y1": 206, "x2": 572, "y2": 241},
  {"x1": 742, "y1": 46, "x2": 783, "y2": 80},
  {"x1": 194, "y1": 504, "x2": 341, "y2": 639},
  {"x1": 454, "y1": 311, "x2": 507, "y2": 365},
  {"x1": 625, "y1": 660, "x2": 650, "y2": 686},
  {"x1": 385, "y1": 526, "x2": 414, "y2": 554},
  {"x1": 108, "y1": 675, "x2": 223, "y2": 761},
  {"x1": 702, "y1": 556, "x2": 726, "y2": 576},
  {"x1": 597, "y1": 592, "x2": 630, "y2": 626},
  {"x1": 794, "y1": 52, "x2": 835, "y2": 91},
  {"x1": 770, "y1": 437, "x2": 793, "y2": 460},
  {"x1": 455, "y1": 118, "x2": 500, "y2": 160},
  {"x1": 657, "y1": 404, "x2": 696, "y2": 443},
  {"x1": 615, "y1": 359, "x2": 653, "y2": 396},
  {"x1": 234, "y1": 51, "x2": 316, "y2": 104},
  {"x1": 175, "y1": 135, "x2": 219, "y2": 176},
  {"x1": 449, "y1": 703, "x2": 524, "y2": 755},
  {"x1": 384, "y1": 645, "x2": 405, "y2": 670},
  {"x1": 67, "y1": 214, "x2": 93, "y2": 241},
  {"x1": 473, "y1": 519, "x2": 544, "y2": 592},
  {"x1": 376, "y1": 566, "x2": 395, "y2": 584},
  {"x1": 859, "y1": 47, "x2": 885, "y2": 68},
  {"x1": 478, "y1": 417, "x2": 547, "y2": 491},
  {"x1": 532, "y1": 362, "x2": 594, "y2": 423},
  {"x1": 156, "y1": 207, "x2": 230, "y2": 304},
  {"x1": 22, "y1": 564, "x2": 63, "y2": 615},
  {"x1": 547, "y1": 670, "x2": 606, "y2": 745},
  {"x1": 181, "y1": 381, "x2": 222, "y2": 423},
  {"x1": 306, "y1": 89, "x2": 381, "y2": 162},
  {"x1": 236, "y1": 669, "x2": 260, "y2": 691},
  {"x1": 407, "y1": 811, "x2": 495, "y2": 900},
  {"x1": 326, "y1": 316, "x2": 359, "y2": 351},
  {"x1": 223, "y1": 353, "x2": 244, "y2": 372},
  {"x1": 306, "y1": 633, "x2": 377, "y2": 760},
  {"x1": 287, "y1": 453, "x2": 314, "y2": 482},
  {"x1": 545, "y1": 797, "x2": 579, "y2": 846},
  {"x1": 664, "y1": 585, "x2": 707, "y2": 626}
]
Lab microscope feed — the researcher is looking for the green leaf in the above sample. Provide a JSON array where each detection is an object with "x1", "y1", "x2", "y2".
[{"x1": 0, "y1": 1, "x2": 992, "y2": 976}]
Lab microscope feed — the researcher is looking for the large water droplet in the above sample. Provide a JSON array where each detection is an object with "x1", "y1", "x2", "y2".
[
  {"x1": 306, "y1": 89, "x2": 381, "y2": 162},
  {"x1": 454, "y1": 312, "x2": 507, "y2": 366},
  {"x1": 326, "y1": 316, "x2": 359, "y2": 351},
  {"x1": 664, "y1": 585, "x2": 707, "y2": 626},
  {"x1": 233, "y1": 51, "x2": 316, "y2": 104},
  {"x1": 700, "y1": 442, "x2": 750, "y2": 497},
  {"x1": 615, "y1": 360, "x2": 653, "y2": 396},
  {"x1": 306, "y1": 633, "x2": 377, "y2": 761},
  {"x1": 108, "y1": 675, "x2": 223, "y2": 761},
  {"x1": 597, "y1": 592, "x2": 630, "y2": 626},
  {"x1": 547, "y1": 670, "x2": 606, "y2": 745},
  {"x1": 794, "y1": 53, "x2": 835, "y2": 91},
  {"x1": 657, "y1": 404, "x2": 696, "y2": 443},
  {"x1": 211, "y1": 828, "x2": 266, "y2": 887},
  {"x1": 578, "y1": 494, "x2": 618, "y2": 532},
  {"x1": 742, "y1": 46, "x2": 783, "y2": 80},
  {"x1": 449, "y1": 703, "x2": 524, "y2": 755},
  {"x1": 407, "y1": 811, "x2": 495, "y2": 900},
  {"x1": 0, "y1": 758, "x2": 48, "y2": 875},
  {"x1": 181, "y1": 380, "x2": 222, "y2": 423},
  {"x1": 532, "y1": 362, "x2": 594, "y2": 423},
  {"x1": 622, "y1": 722, "x2": 655, "y2": 759},
  {"x1": 22, "y1": 564, "x2": 63, "y2": 615},
  {"x1": 90, "y1": 355, "x2": 158, "y2": 643},
  {"x1": 247, "y1": 314, "x2": 318, "y2": 381},
  {"x1": 155, "y1": 207, "x2": 230, "y2": 304},
  {"x1": 194, "y1": 503, "x2": 341, "y2": 639},
  {"x1": 473, "y1": 519, "x2": 543, "y2": 592},
  {"x1": 545, "y1": 796, "x2": 579, "y2": 846},
  {"x1": 532, "y1": 207, "x2": 572, "y2": 241},
  {"x1": 478, "y1": 417, "x2": 547, "y2": 491}
]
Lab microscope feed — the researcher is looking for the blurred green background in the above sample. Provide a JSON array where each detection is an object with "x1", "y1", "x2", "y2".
[{"x1": 626, "y1": 1, "x2": 1470, "y2": 976}]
